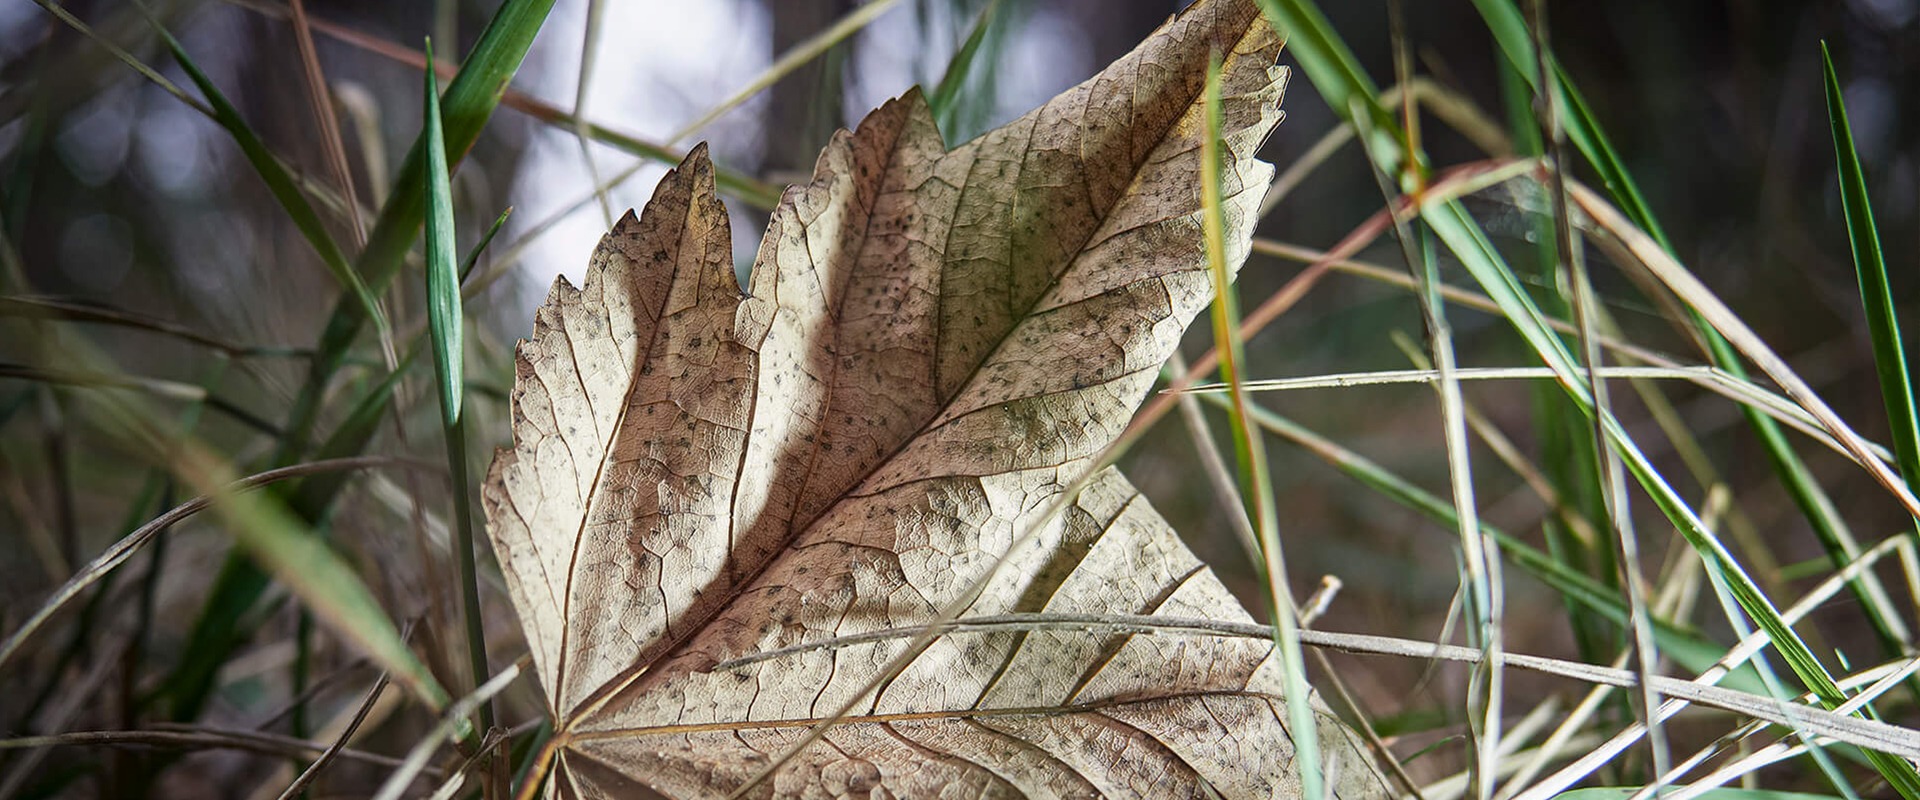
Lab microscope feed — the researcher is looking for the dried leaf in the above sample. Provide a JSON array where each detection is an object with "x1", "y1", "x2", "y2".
[{"x1": 483, "y1": 1, "x2": 1390, "y2": 796}]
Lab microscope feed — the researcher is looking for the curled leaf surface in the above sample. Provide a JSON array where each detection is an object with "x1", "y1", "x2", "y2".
[{"x1": 483, "y1": 1, "x2": 1389, "y2": 796}]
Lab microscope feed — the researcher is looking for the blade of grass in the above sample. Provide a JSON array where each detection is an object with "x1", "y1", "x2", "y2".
[
  {"x1": 1526, "y1": 1, "x2": 1667, "y2": 784},
  {"x1": 703, "y1": 613, "x2": 1920, "y2": 759},
  {"x1": 213, "y1": 222, "x2": 488, "y2": 588},
  {"x1": 1428, "y1": 191, "x2": 1920, "y2": 798},
  {"x1": 1512, "y1": 539, "x2": 1915, "y2": 800},
  {"x1": 0, "y1": 296, "x2": 305, "y2": 358},
  {"x1": 6, "y1": 370, "x2": 216, "y2": 740},
  {"x1": 286, "y1": 0, "x2": 555, "y2": 456},
  {"x1": 1250, "y1": 3, "x2": 1919, "y2": 785},
  {"x1": 149, "y1": 18, "x2": 396, "y2": 368},
  {"x1": 571, "y1": 0, "x2": 614, "y2": 227},
  {"x1": 1821, "y1": 43, "x2": 1920, "y2": 490},
  {"x1": 1253, "y1": 0, "x2": 1386, "y2": 132},
  {"x1": 1496, "y1": 44, "x2": 1616, "y2": 673},
  {"x1": 6, "y1": 333, "x2": 451, "y2": 724},
  {"x1": 461, "y1": 207, "x2": 514, "y2": 282},
  {"x1": 1569, "y1": 183, "x2": 1920, "y2": 517},
  {"x1": 1260, "y1": 77, "x2": 1511, "y2": 219},
  {"x1": 194, "y1": 446, "x2": 448, "y2": 709},
  {"x1": 422, "y1": 39, "x2": 464, "y2": 437},
  {"x1": 221, "y1": 0, "x2": 785, "y2": 209},
  {"x1": 370, "y1": 657, "x2": 527, "y2": 800},
  {"x1": 161, "y1": 0, "x2": 553, "y2": 725},
  {"x1": 0, "y1": 361, "x2": 282, "y2": 437},
  {"x1": 927, "y1": 0, "x2": 1003, "y2": 136},
  {"x1": 1163, "y1": 356, "x2": 1262, "y2": 565},
  {"x1": 1199, "y1": 55, "x2": 1323, "y2": 800},
  {"x1": 666, "y1": 0, "x2": 903, "y2": 144},
  {"x1": 1467, "y1": 0, "x2": 1666, "y2": 247},
  {"x1": 422, "y1": 37, "x2": 491, "y2": 732},
  {"x1": 159, "y1": 361, "x2": 417, "y2": 721},
  {"x1": 24, "y1": 0, "x2": 208, "y2": 117},
  {"x1": 1351, "y1": 28, "x2": 1504, "y2": 783},
  {"x1": 1177, "y1": 367, "x2": 1888, "y2": 458},
  {"x1": 287, "y1": 0, "x2": 366, "y2": 246},
  {"x1": 276, "y1": 671, "x2": 392, "y2": 800},
  {"x1": 1557, "y1": 788, "x2": 1844, "y2": 800},
  {"x1": 0, "y1": 456, "x2": 418, "y2": 674},
  {"x1": 1201, "y1": 389, "x2": 1756, "y2": 690},
  {"x1": 1469, "y1": 0, "x2": 1915, "y2": 685}
]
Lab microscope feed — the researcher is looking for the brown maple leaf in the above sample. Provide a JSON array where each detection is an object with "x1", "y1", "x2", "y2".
[{"x1": 483, "y1": 1, "x2": 1390, "y2": 796}]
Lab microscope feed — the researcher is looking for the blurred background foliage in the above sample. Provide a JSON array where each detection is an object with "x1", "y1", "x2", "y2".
[{"x1": 0, "y1": 0, "x2": 1916, "y2": 795}]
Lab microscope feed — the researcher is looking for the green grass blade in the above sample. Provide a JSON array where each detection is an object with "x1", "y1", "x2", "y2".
[
  {"x1": 152, "y1": 23, "x2": 393, "y2": 359},
  {"x1": 158, "y1": 553, "x2": 272, "y2": 718},
  {"x1": 1217, "y1": 392, "x2": 1759, "y2": 691},
  {"x1": 165, "y1": 348, "x2": 426, "y2": 720},
  {"x1": 12, "y1": 334, "x2": 452, "y2": 717},
  {"x1": 1199, "y1": 55, "x2": 1323, "y2": 800},
  {"x1": 1208, "y1": 19, "x2": 1915, "y2": 781},
  {"x1": 1821, "y1": 43, "x2": 1920, "y2": 489},
  {"x1": 928, "y1": 0, "x2": 1002, "y2": 135},
  {"x1": 292, "y1": 350, "x2": 420, "y2": 514},
  {"x1": 1253, "y1": 0, "x2": 1411, "y2": 175},
  {"x1": 1466, "y1": 0, "x2": 1668, "y2": 248},
  {"x1": 289, "y1": 0, "x2": 555, "y2": 454},
  {"x1": 1253, "y1": 0, "x2": 1380, "y2": 118},
  {"x1": 423, "y1": 39, "x2": 463, "y2": 431},
  {"x1": 196, "y1": 454, "x2": 449, "y2": 711},
  {"x1": 1468, "y1": 0, "x2": 1912, "y2": 666},
  {"x1": 462, "y1": 207, "x2": 514, "y2": 282},
  {"x1": 165, "y1": 3, "x2": 552, "y2": 721},
  {"x1": 0, "y1": 371, "x2": 215, "y2": 682},
  {"x1": 423, "y1": 37, "x2": 492, "y2": 731},
  {"x1": 207, "y1": 2, "x2": 782, "y2": 208},
  {"x1": 1423, "y1": 199, "x2": 1920, "y2": 799},
  {"x1": 1499, "y1": 53, "x2": 1616, "y2": 665}
]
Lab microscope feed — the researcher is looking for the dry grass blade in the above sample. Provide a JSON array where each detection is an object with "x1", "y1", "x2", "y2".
[
  {"x1": 1176, "y1": 365, "x2": 1884, "y2": 464},
  {"x1": 0, "y1": 727, "x2": 422, "y2": 772},
  {"x1": 666, "y1": 0, "x2": 904, "y2": 145},
  {"x1": 0, "y1": 296, "x2": 302, "y2": 358},
  {"x1": 0, "y1": 362, "x2": 281, "y2": 436},
  {"x1": 0, "y1": 455, "x2": 422, "y2": 673},
  {"x1": 1260, "y1": 77, "x2": 1511, "y2": 216},
  {"x1": 1164, "y1": 353, "x2": 1261, "y2": 564},
  {"x1": 571, "y1": 0, "x2": 614, "y2": 226},
  {"x1": 1526, "y1": 2, "x2": 1668, "y2": 778},
  {"x1": 223, "y1": 0, "x2": 785, "y2": 209},
  {"x1": 0, "y1": 627, "x2": 123, "y2": 800},
  {"x1": 1508, "y1": 532, "x2": 1915, "y2": 800},
  {"x1": 1250, "y1": 237, "x2": 1681, "y2": 366},
  {"x1": 369, "y1": 659, "x2": 526, "y2": 800},
  {"x1": 1126, "y1": 158, "x2": 1535, "y2": 450},
  {"x1": 287, "y1": 0, "x2": 366, "y2": 245},
  {"x1": 1348, "y1": 32, "x2": 1502, "y2": 783},
  {"x1": 275, "y1": 672, "x2": 393, "y2": 800},
  {"x1": 1570, "y1": 182, "x2": 1920, "y2": 517},
  {"x1": 1202, "y1": 48, "x2": 1324, "y2": 800},
  {"x1": 702, "y1": 611, "x2": 1920, "y2": 759}
]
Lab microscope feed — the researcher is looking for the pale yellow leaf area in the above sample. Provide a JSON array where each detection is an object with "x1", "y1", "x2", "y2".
[{"x1": 482, "y1": 0, "x2": 1391, "y2": 796}]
